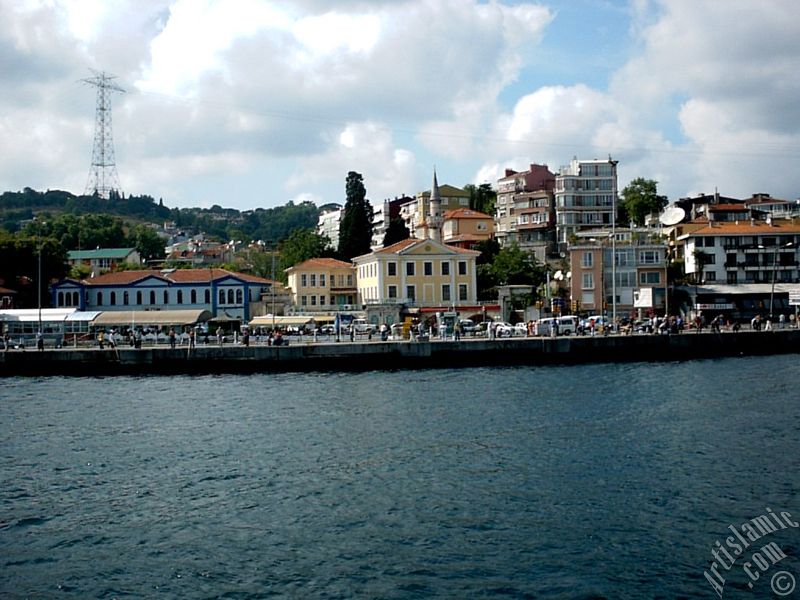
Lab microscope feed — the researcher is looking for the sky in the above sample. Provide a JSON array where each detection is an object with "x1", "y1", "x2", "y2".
[{"x1": 2, "y1": 0, "x2": 800, "y2": 212}]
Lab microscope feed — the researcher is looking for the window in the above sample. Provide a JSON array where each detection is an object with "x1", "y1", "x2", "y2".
[
  {"x1": 311, "y1": 295, "x2": 317, "y2": 306},
  {"x1": 705, "y1": 272, "x2": 717, "y2": 281},
  {"x1": 424, "y1": 262, "x2": 433, "y2": 276},
  {"x1": 639, "y1": 272, "x2": 661, "y2": 285},
  {"x1": 301, "y1": 274, "x2": 307, "y2": 287},
  {"x1": 219, "y1": 290, "x2": 225, "y2": 305},
  {"x1": 310, "y1": 274, "x2": 316, "y2": 286},
  {"x1": 388, "y1": 262, "x2": 397, "y2": 276},
  {"x1": 388, "y1": 285, "x2": 397, "y2": 298},
  {"x1": 150, "y1": 291, "x2": 156, "y2": 305},
  {"x1": 227, "y1": 289, "x2": 234, "y2": 304},
  {"x1": 639, "y1": 250, "x2": 660, "y2": 265},
  {"x1": 58, "y1": 292, "x2": 63, "y2": 306},
  {"x1": 204, "y1": 290, "x2": 210, "y2": 303},
  {"x1": 406, "y1": 262, "x2": 415, "y2": 276},
  {"x1": 163, "y1": 290, "x2": 169, "y2": 304},
  {"x1": 347, "y1": 274, "x2": 354, "y2": 286},
  {"x1": 582, "y1": 252, "x2": 593, "y2": 268},
  {"x1": 582, "y1": 273, "x2": 594, "y2": 289},
  {"x1": 320, "y1": 274, "x2": 326, "y2": 287},
  {"x1": 110, "y1": 291, "x2": 116, "y2": 306},
  {"x1": 442, "y1": 284, "x2": 451, "y2": 302},
  {"x1": 191, "y1": 290, "x2": 197, "y2": 303},
  {"x1": 458, "y1": 261, "x2": 467, "y2": 275},
  {"x1": 123, "y1": 291, "x2": 129, "y2": 305},
  {"x1": 441, "y1": 262, "x2": 450, "y2": 276},
  {"x1": 406, "y1": 285, "x2": 415, "y2": 301},
  {"x1": 72, "y1": 291, "x2": 79, "y2": 306},
  {"x1": 459, "y1": 284, "x2": 468, "y2": 301},
  {"x1": 301, "y1": 296, "x2": 307, "y2": 306},
  {"x1": 320, "y1": 295, "x2": 326, "y2": 306},
  {"x1": 137, "y1": 291, "x2": 142, "y2": 304},
  {"x1": 727, "y1": 272, "x2": 738, "y2": 284},
  {"x1": 236, "y1": 289, "x2": 243, "y2": 304}
]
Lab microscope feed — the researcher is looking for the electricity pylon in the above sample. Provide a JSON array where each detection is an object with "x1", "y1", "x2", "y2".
[{"x1": 82, "y1": 69, "x2": 125, "y2": 199}]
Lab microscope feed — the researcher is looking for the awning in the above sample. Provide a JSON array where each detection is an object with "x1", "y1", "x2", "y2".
[
  {"x1": 249, "y1": 315, "x2": 316, "y2": 327},
  {"x1": 0, "y1": 308, "x2": 77, "y2": 322},
  {"x1": 311, "y1": 315, "x2": 335, "y2": 323},
  {"x1": 91, "y1": 309, "x2": 212, "y2": 327}
]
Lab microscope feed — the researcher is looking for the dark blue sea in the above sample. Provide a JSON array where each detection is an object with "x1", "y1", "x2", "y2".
[{"x1": 2, "y1": 355, "x2": 800, "y2": 599}]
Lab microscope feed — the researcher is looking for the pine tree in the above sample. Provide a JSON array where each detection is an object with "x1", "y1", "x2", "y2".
[
  {"x1": 338, "y1": 171, "x2": 374, "y2": 260},
  {"x1": 382, "y1": 217, "x2": 410, "y2": 248}
]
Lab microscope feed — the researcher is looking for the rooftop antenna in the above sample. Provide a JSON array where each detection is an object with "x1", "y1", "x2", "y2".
[{"x1": 81, "y1": 69, "x2": 125, "y2": 199}]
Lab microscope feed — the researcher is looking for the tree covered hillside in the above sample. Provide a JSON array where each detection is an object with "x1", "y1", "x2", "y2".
[{"x1": 0, "y1": 188, "x2": 321, "y2": 244}]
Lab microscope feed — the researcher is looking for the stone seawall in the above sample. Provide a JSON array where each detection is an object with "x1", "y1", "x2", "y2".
[{"x1": 2, "y1": 330, "x2": 799, "y2": 377}]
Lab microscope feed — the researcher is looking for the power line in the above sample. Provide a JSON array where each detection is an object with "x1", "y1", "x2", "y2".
[{"x1": 134, "y1": 87, "x2": 800, "y2": 160}]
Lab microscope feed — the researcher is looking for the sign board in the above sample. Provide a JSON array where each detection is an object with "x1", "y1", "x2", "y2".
[
  {"x1": 633, "y1": 288, "x2": 653, "y2": 308},
  {"x1": 695, "y1": 303, "x2": 735, "y2": 310},
  {"x1": 789, "y1": 288, "x2": 800, "y2": 306}
]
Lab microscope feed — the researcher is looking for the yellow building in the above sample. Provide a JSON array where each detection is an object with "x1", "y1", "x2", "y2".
[
  {"x1": 285, "y1": 258, "x2": 357, "y2": 311},
  {"x1": 353, "y1": 238, "x2": 478, "y2": 307}
]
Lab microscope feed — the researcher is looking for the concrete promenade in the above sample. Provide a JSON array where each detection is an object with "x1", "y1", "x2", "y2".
[{"x1": 1, "y1": 329, "x2": 799, "y2": 377}]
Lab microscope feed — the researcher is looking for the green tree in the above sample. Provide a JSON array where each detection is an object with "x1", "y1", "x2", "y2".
[
  {"x1": 129, "y1": 224, "x2": 165, "y2": 262},
  {"x1": 278, "y1": 229, "x2": 333, "y2": 282},
  {"x1": 491, "y1": 243, "x2": 544, "y2": 286},
  {"x1": 464, "y1": 183, "x2": 497, "y2": 216},
  {"x1": 474, "y1": 238, "x2": 501, "y2": 300},
  {"x1": 338, "y1": 171, "x2": 374, "y2": 261},
  {"x1": 382, "y1": 217, "x2": 410, "y2": 247},
  {"x1": 693, "y1": 249, "x2": 711, "y2": 284},
  {"x1": 0, "y1": 230, "x2": 68, "y2": 309},
  {"x1": 619, "y1": 178, "x2": 668, "y2": 226}
]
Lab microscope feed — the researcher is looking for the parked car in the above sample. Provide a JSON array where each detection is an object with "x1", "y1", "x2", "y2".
[
  {"x1": 537, "y1": 316, "x2": 578, "y2": 336},
  {"x1": 513, "y1": 322, "x2": 529, "y2": 336},
  {"x1": 458, "y1": 319, "x2": 477, "y2": 334},
  {"x1": 351, "y1": 318, "x2": 376, "y2": 334},
  {"x1": 493, "y1": 322, "x2": 515, "y2": 337}
]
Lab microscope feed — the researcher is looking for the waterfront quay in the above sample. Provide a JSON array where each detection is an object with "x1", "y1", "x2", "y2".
[{"x1": 2, "y1": 329, "x2": 799, "y2": 377}]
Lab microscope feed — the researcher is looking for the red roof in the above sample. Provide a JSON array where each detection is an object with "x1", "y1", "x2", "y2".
[
  {"x1": 708, "y1": 204, "x2": 750, "y2": 211},
  {"x1": 688, "y1": 221, "x2": 800, "y2": 235},
  {"x1": 443, "y1": 208, "x2": 492, "y2": 220},
  {"x1": 82, "y1": 268, "x2": 275, "y2": 286},
  {"x1": 376, "y1": 238, "x2": 420, "y2": 254},
  {"x1": 288, "y1": 257, "x2": 353, "y2": 270},
  {"x1": 373, "y1": 237, "x2": 479, "y2": 255}
]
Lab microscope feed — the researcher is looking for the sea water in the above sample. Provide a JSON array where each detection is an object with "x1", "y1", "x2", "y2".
[{"x1": 2, "y1": 355, "x2": 799, "y2": 598}]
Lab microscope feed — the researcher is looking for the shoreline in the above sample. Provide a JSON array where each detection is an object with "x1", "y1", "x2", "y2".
[{"x1": 2, "y1": 329, "x2": 799, "y2": 377}]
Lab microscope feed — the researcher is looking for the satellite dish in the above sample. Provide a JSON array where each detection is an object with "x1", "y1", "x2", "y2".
[{"x1": 659, "y1": 205, "x2": 686, "y2": 226}]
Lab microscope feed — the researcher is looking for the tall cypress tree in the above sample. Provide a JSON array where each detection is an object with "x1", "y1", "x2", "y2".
[{"x1": 338, "y1": 171, "x2": 374, "y2": 261}]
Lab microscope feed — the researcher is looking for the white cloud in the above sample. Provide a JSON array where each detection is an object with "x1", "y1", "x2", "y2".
[{"x1": 1, "y1": 0, "x2": 798, "y2": 212}]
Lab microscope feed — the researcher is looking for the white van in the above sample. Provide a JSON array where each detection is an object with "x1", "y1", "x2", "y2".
[{"x1": 537, "y1": 315, "x2": 578, "y2": 336}]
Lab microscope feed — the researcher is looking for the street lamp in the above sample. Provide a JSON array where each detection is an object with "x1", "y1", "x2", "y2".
[{"x1": 36, "y1": 218, "x2": 45, "y2": 339}]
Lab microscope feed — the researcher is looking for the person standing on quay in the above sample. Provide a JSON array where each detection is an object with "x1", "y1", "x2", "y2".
[
  {"x1": 168, "y1": 327, "x2": 177, "y2": 349},
  {"x1": 36, "y1": 330, "x2": 44, "y2": 351},
  {"x1": 216, "y1": 326, "x2": 224, "y2": 346}
]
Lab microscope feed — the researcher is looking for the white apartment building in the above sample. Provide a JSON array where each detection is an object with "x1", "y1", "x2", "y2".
[
  {"x1": 555, "y1": 158, "x2": 618, "y2": 247},
  {"x1": 317, "y1": 207, "x2": 343, "y2": 250}
]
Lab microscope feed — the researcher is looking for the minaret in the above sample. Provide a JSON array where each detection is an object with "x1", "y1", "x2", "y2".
[{"x1": 429, "y1": 168, "x2": 441, "y2": 242}]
